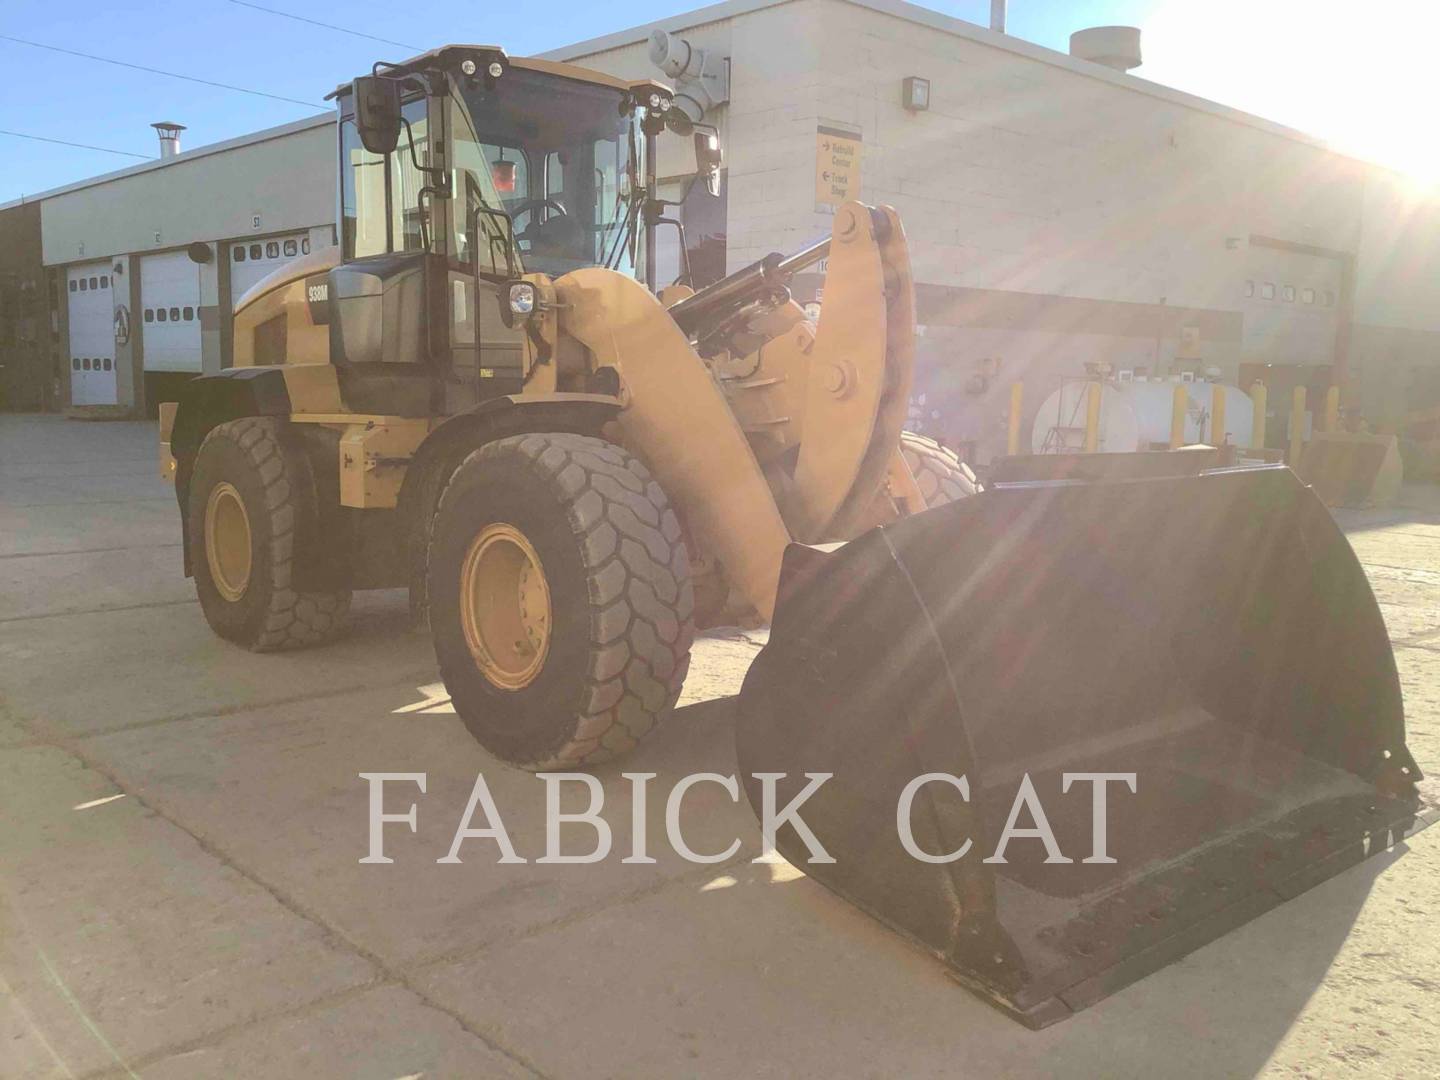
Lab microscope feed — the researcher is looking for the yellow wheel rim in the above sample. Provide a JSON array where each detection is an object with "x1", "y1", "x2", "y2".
[
  {"x1": 459, "y1": 523, "x2": 552, "y2": 691},
  {"x1": 204, "y1": 481, "x2": 252, "y2": 602}
]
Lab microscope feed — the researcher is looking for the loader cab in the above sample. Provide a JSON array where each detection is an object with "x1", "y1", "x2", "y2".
[{"x1": 328, "y1": 46, "x2": 704, "y2": 414}]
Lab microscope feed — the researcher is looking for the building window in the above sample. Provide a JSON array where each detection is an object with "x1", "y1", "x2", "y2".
[
  {"x1": 82, "y1": 358, "x2": 91, "y2": 370},
  {"x1": 157, "y1": 308, "x2": 167, "y2": 322},
  {"x1": 144, "y1": 308, "x2": 154, "y2": 322},
  {"x1": 1260, "y1": 282, "x2": 1276, "y2": 300},
  {"x1": 1301, "y1": 287, "x2": 1315, "y2": 304},
  {"x1": 169, "y1": 306, "x2": 180, "y2": 322},
  {"x1": 1322, "y1": 289, "x2": 1335, "y2": 307},
  {"x1": 250, "y1": 244, "x2": 262, "y2": 260},
  {"x1": 266, "y1": 241, "x2": 279, "y2": 258},
  {"x1": 99, "y1": 275, "x2": 108, "y2": 288},
  {"x1": 1243, "y1": 280, "x2": 1255, "y2": 298},
  {"x1": 79, "y1": 279, "x2": 88, "y2": 292},
  {"x1": 283, "y1": 239, "x2": 297, "y2": 257},
  {"x1": 71, "y1": 357, "x2": 79, "y2": 370},
  {"x1": 69, "y1": 280, "x2": 77, "y2": 292},
  {"x1": 183, "y1": 306, "x2": 194, "y2": 321},
  {"x1": 89, "y1": 276, "x2": 97, "y2": 290},
  {"x1": 102, "y1": 358, "x2": 111, "y2": 371},
  {"x1": 301, "y1": 238, "x2": 310, "y2": 254},
  {"x1": 1282, "y1": 285, "x2": 1296, "y2": 302},
  {"x1": 233, "y1": 246, "x2": 246, "y2": 262}
]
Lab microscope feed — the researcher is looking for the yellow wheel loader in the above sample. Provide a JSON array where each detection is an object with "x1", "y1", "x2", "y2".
[
  {"x1": 159, "y1": 44, "x2": 1428, "y2": 1024},
  {"x1": 160, "y1": 45, "x2": 971, "y2": 766}
]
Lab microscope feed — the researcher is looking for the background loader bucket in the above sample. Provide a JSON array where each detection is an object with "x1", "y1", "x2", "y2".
[
  {"x1": 1297, "y1": 432, "x2": 1404, "y2": 508},
  {"x1": 736, "y1": 466, "x2": 1428, "y2": 1028}
]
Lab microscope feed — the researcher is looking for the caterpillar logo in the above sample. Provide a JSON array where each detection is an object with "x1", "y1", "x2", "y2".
[{"x1": 304, "y1": 276, "x2": 331, "y2": 325}]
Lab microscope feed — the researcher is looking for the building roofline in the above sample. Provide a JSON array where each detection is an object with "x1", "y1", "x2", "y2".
[
  {"x1": 0, "y1": 111, "x2": 334, "y2": 213},
  {"x1": 541, "y1": 0, "x2": 1346, "y2": 159}
]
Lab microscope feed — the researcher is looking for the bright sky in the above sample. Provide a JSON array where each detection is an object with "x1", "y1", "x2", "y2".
[{"x1": 1, "y1": 0, "x2": 1435, "y2": 204}]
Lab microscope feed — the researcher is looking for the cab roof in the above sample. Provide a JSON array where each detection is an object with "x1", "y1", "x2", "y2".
[{"x1": 330, "y1": 44, "x2": 671, "y2": 101}]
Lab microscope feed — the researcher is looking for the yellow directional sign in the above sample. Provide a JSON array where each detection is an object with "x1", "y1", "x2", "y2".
[{"x1": 815, "y1": 125, "x2": 862, "y2": 206}]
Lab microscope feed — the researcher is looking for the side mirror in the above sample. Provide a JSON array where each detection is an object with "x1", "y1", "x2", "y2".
[
  {"x1": 353, "y1": 76, "x2": 402, "y2": 155},
  {"x1": 694, "y1": 131, "x2": 723, "y2": 198}
]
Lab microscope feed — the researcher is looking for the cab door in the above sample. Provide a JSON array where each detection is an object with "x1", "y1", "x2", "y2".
[{"x1": 445, "y1": 94, "x2": 527, "y2": 398}]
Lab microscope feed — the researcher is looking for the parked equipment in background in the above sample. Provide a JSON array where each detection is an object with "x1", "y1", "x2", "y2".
[
  {"x1": 736, "y1": 462, "x2": 1427, "y2": 1027},
  {"x1": 1298, "y1": 432, "x2": 1404, "y2": 508},
  {"x1": 158, "y1": 44, "x2": 976, "y2": 769},
  {"x1": 1031, "y1": 374, "x2": 1254, "y2": 454}
]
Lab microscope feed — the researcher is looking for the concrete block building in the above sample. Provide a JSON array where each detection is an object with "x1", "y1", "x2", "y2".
[
  {"x1": 548, "y1": 0, "x2": 1440, "y2": 460},
  {"x1": 2, "y1": 0, "x2": 1436, "y2": 464},
  {"x1": 2, "y1": 114, "x2": 335, "y2": 416}
]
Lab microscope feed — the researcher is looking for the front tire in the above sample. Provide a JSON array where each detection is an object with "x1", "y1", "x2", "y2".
[
  {"x1": 429, "y1": 433, "x2": 695, "y2": 769},
  {"x1": 900, "y1": 431, "x2": 981, "y2": 507},
  {"x1": 188, "y1": 417, "x2": 351, "y2": 650}
]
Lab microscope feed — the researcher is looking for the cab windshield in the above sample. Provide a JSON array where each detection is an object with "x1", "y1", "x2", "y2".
[{"x1": 453, "y1": 67, "x2": 644, "y2": 279}]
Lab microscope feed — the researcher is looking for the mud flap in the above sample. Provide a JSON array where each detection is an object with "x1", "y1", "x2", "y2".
[{"x1": 736, "y1": 465, "x2": 1430, "y2": 1028}]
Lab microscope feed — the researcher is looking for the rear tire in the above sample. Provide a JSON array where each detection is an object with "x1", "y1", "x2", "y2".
[
  {"x1": 429, "y1": 433, "x2": 695, "y2": 769},
  {"x1": 188, "y1": 417, "x2": 351, "y2": 651},
  {"x1": 900, "y1": 431, "x2": 981, "y2": 508}
]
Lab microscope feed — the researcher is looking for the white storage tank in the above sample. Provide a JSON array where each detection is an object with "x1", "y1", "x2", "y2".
[{"x1": 1031, "y1": 379, "x2": 1253, "y2": 453}]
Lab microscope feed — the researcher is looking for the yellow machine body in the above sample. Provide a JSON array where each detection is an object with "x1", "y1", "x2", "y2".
[{"x1": 213, "y1": 198, "x2": 916, "y2": 620}]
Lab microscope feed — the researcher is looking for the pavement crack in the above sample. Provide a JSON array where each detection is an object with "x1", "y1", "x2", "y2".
[
  {"x1": 405, "y1": 850, "x2": 756, "y2": 975},
  {"x1": 75, "y1": 981, "x2": 392, "y2": 1080},
  {"x1": 43, "y1": 669, "x2": 440, "y2": 740},
  {"x1": 0, "y1": 543, "x2": 182, "y2": 560},
  {"x1": 0, "y1": 598, "x2": 197, "y2": 624}
]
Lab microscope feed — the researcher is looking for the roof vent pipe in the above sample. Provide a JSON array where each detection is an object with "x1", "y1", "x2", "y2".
[
  {"x1": 1069, "y1": 26, "x2": 1143, "y2": 72},
  {"x1": 649, "y1": 30, "x2": 729, "y2": 127},
  {"x1": 151, "y1": 121, "x2": 185, "y2": 159},
  {"x1": 990, "y1": 1, "x2": 1006, "y2": 34}
]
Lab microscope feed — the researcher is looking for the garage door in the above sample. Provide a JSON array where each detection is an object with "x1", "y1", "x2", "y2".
[
  {"x1": 66, "y1": 262, "x2": 117, "y2": 406},
  {"x1": 1240, "y1": 245, "x2": 1343, "y2": 367},
  {"x1": 141, "y1": 252, "x2": 202, "y2": 372},
  {"x1": 229, "y1": 233, "x2": 310, "y2": 309}
]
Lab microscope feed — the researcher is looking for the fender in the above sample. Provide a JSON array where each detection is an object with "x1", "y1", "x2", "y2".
[
  {"x1": 169, "y1": 367, "x2": 293, "y2": 466},
  {"x1": 168, "y1": 368, "x2": 292, "y2": 578}
]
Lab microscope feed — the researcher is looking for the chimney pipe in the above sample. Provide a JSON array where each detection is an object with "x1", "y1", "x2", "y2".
[
  {"x1": 151, "y1": 121, "x2": 185, "y2": 160},
  {"x1": 990, "y1": 0, "x2": 1006, "y2": 33}
]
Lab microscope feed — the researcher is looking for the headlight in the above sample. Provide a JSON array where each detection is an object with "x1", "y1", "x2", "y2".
[
  {"x1": 648, "y1": 92, "x2": 662, "y2": 108},
  {"x1": 460, "y1": 59, "x2": 477, "y2": 76},
  {"x1": 488, "y1": 61, "x2": 504, "y2": 78},
  {"x1": 508, "y1": 282, "x2": 536, "y2": 315}
]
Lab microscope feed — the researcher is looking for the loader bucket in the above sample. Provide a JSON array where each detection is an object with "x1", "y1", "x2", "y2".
[{"x1": 735, "y1": 465, "x2": 1429, "y2": 1028}]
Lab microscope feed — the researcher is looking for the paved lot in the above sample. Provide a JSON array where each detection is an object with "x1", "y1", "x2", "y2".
[{"x1": 3, "y1": 412, "x2": 1439, "y2": 1078}]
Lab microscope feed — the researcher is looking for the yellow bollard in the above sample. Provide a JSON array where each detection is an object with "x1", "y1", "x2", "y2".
[
  {"x1": 1324, "y1": 385, "x2": 1340, "y2": 433},
  {"x1": 1210, "y1": 385, "x2": 1227, "y2": 445},
  {"x1": 1007, "y1": 382, "x2": 1023, "y2": 456},
  {"x1": 1250, "y1": 381, "x2": 1267, "y2": 449},
  {"x1": 1083, "y1": 381, "x2": 1102, "y2": 452},
  {"x1": 1170, "y1": 384, "x2": 1188, "y2": 450},
  {"x1": 1290, "y1": 385, "x2": 1307, "y2": 465}
]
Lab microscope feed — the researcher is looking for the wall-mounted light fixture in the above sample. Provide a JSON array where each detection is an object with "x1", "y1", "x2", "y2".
[{"x1": 902, "y1": 76, "x2": 930, "y2": 112}]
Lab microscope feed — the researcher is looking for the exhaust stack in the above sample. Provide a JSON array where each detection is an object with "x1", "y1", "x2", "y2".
[
  {"x1": 990, "y1": 0, "x2": 1006, "y2": 33},
  {"x1": 151, "y1": 121, "x2": 185, "y2": 159}
]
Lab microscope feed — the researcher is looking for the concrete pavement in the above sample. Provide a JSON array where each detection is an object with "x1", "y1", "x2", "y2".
[{"x1": 3, "y1": 412, "x2": 1439, "y2": 1078}]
